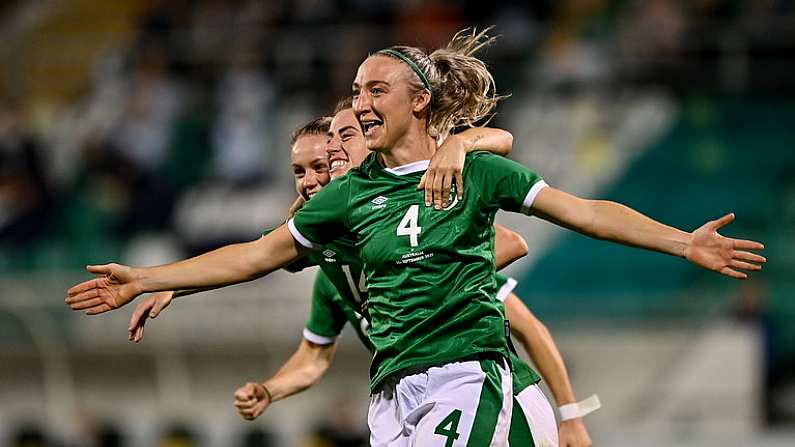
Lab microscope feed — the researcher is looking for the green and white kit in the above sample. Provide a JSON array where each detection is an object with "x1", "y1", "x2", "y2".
[
  {"x1": 288, "y1": 151, "x2": 549, "y2": 445},
  {"x1": 307, "y1": 269, "x2": 557, "y2": 446}
]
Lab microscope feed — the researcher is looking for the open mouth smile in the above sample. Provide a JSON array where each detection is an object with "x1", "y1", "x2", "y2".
[
  {"x1": 330, "y1": 159, "x2": 347, "y2": 172},
  {"x1": 360, "y1": 119, "x2": 383, "y2": 137}
]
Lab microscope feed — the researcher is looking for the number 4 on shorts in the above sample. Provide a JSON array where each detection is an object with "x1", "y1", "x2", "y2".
[{"x1": 434, "y1": 409, "x2": 462, "y2": 447}]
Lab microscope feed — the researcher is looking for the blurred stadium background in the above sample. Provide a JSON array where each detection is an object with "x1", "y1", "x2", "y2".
[{"x1": 0, "y1": 0, "x2": 793, "y2": 446}]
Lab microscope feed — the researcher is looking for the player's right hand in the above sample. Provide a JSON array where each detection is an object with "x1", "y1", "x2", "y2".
[
  {"x1": 234, "y1": 382, "x2": 271, "y2": 421},
  {"x1": 66, "y1": 263, "x2": 143, "y2": 315},
  {"x1": 419, "y1": 133, "x2": 466, "y2": 210},
  {"x1": 128, "y1": 291, "x2": 175, "y2": 343},
  {"x1": 559, "y1": 418, "x2": 592, "y2": 447}
]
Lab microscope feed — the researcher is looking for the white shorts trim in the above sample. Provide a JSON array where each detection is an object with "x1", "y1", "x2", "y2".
[{"x1": 514, "y1": 384, "x2": 558, "y2": 447}]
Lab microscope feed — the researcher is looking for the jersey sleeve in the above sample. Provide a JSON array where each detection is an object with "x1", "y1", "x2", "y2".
[
  {"x1": 288, "y1": 178, "x2": 349, "y2": 249},
  {"x1": 467, "y1": 152, "x2": 548, "y2": 214},
  {"x1": 304, "y1": 271, "x2": 349, "y2": 344},
  {"x1": 494, "y1": 274, "x2": 518, "y2": 302}
]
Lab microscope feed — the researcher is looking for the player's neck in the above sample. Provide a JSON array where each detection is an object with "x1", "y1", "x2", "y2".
[{"x1": 379, "y1": 125, "x2": 435, "y2": 168}]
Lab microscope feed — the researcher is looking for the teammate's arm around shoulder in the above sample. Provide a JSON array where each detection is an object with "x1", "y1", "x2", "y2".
[
  {"x1": 504, "y1": 294, "x2": 593, "y2": 447},
  {"x1": 494, "y1": 224, "x2": 529, "y2": 270},
  {"x1": 530, "y1": 186, "x2": 766, "y2": 279},
  {"x1": 234, "y1": 339, "x2": 337, "y2": 421},
  {"x1": 419, "y1": 127, "x2": 514, "y2": 210}
]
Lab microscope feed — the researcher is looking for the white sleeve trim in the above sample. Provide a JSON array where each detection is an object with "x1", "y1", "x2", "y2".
[
  {"x1": 496, "y1": 277, "x2": 518, "y2": 302},
  {"x1": 303, "y1": 328, "x2": 338, "y2": 345},
  {"x1": 521, "y1": 180, "x2": 549, "y2": 215},
  {"x1": 287, "y1": 218, "x2": 316, "y2": 249}
]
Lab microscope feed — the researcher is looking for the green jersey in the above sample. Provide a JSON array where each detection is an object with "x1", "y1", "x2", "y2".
[
  {"x1": 289, "y1": 151, "x2": 546, "y2": 391},
  {"x1": 266, "y1": 229, "x2": 369, "y2": 317},
  {"x1": 304, "y1": 269, "x2": 372, "y2": 350},
  {"x1": 305, "y1": 270, "x2": 541, "y2": 394},
  {"x1": 306, "y1": 237, "x2": 370, "y2": 317}
]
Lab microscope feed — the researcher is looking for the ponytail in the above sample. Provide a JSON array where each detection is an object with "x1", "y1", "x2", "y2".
[{"x1": 377, "y1": 27, "x2": 507, "y2": 138}]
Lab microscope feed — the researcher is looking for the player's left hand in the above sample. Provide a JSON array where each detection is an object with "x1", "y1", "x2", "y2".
[
  {"x1": 559, "y1": 418, "x2": 592, "y2": 447},
  {"x1": 418, "y1": 134, "x2": 465, "y2": 210},
  {"x1": 685, "y1": 213, "x2": 766, "y2": 279}
]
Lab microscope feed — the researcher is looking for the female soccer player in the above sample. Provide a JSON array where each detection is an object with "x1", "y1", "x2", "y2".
[
  {"x1": 67, "y1": 29, "x2": 764, "y2": 446},
  {"x1": 130, "y1": 104, "x2": 592, "y2": 445}
]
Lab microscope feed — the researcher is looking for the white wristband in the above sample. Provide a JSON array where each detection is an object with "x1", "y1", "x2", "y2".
[{"x1": 559, "y1": 394, "x2": 601, "y2": 421}]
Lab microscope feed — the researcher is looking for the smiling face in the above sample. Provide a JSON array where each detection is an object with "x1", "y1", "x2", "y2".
[
  {"x1": 327, "y1": 107, "x2": 368, "y2": 179},
  {"x1": 291, "y1": 134, "x2": 330, "y2": 200},
  {"x1": 352, "y1": 55, "x2": 427, "y2": 153}
]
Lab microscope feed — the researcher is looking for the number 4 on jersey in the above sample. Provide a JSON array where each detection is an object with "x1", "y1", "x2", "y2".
[{"x1": 397, "y1": 204, "x2": 422, "y2": 247}]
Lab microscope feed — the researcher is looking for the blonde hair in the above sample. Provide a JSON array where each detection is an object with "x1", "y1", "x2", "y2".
[{"x1": 377, "y1": 27, "x2": 507, "y2": 138}]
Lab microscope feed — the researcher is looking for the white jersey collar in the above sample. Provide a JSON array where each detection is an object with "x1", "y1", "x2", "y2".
[{"x1": 384, "y1": 160, "x2": 430, "y2": 176}]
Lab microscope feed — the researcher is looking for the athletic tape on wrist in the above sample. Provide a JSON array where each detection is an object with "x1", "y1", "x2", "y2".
[{"x1": 559, "y1": 394, "x2": 601, "y2": 421}]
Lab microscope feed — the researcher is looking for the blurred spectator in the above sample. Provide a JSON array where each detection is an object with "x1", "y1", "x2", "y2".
[
  {"x1": 211, "y1": 44, "x2": 277, "y2": 186},
  {"x1": 185, "y1": 0, "x2": 239, "y2": 73},
  {"x1": 393, "y1": 0, "x2": 465, "y2": 48},
  {"x1": 535, "y1": 0, "x2": 613, "y2": 88},
  {"x1": 66, "y1": 132, "x2": 175, "y2": 244},
  {"x1": 0, "y1": 97, "x2": 53, "y2": 247},
  {"x1": 621, "y1": 0, "x2": 687, "y2": 61},
  {"x1": 111, "y1": 42, "x2": 183, "y2": 175}
]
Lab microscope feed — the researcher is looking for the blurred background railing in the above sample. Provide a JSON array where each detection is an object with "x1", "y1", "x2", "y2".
[{"x1": 0, "y1": 0, "x2": 793, "y2": 446}]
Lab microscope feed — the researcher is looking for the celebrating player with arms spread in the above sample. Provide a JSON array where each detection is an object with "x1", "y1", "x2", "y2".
[
  {"x1": 67, "y1": 28, "x2": 765, "y2": 446},
  {"x1": 129, "y1": 101, "x2": 592, "y2": 445}
]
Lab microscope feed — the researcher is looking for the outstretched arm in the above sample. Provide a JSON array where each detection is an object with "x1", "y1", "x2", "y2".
[
  {"x1": 494, "y1": 224, "x2": 529, "y2": 270},
  {"x1": 420, "y1": 127, "x2": 513, "y2": 209},
  {"x1": 234, "y1": 339, "x2": 337, "y2": 421},
  {"x1": 66, "y1": 225, "x2": 311, "y2": 315},
  {"x1": 505, "y1": 294, "x2": 593, "y2": 447},
  {"x1": 531, "y1": 187, "x2": 766, "y2": 279}
]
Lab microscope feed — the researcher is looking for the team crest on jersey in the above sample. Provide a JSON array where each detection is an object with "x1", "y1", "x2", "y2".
[
  {"x1": 371, "y1": 195, "x2": 388, "y2": 209},
  {"x1": 322, "y1": 249, "x2": 336, "y2": 258}
]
